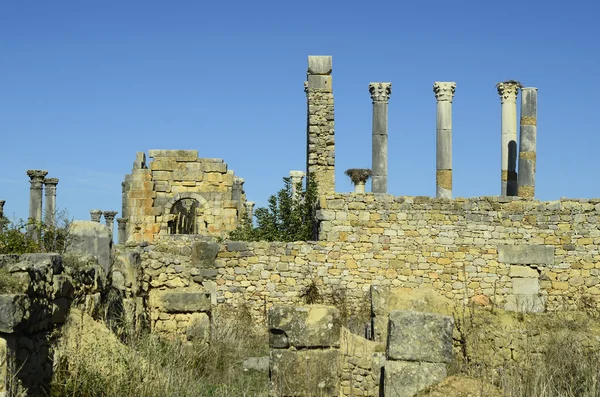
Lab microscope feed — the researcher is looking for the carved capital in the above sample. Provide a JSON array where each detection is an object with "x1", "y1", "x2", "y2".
[
  {"x1": 497, "y1": 82, "x2": 520, "y2": 103},
  {"x1": 117, "y1": 217, "x2": 128, "y2": 227},
  {"x1": 103, "y1": 211, "x2": 118, "y2": 222},
  {"x1": 0, "y1": 200, "x2": 4, "y2": 212},
  {"x1": 27, "y1": 170, "x2": 48, "y2": 188},
  {"x1": 369, "y1": 83, "x2": 392, "y2": 103},
  {"x1": 43, "y1": 178, "x2": 59, "y2": 193},
  {"x1": 433, "y1": 82, "x2": 456, "y2": 102},
  {"x1": 90, "y1": 209, "x2": 103, "y2": 222},
  {"x1": 303, "y1": 81, "x2": 308, "y2": 93}
]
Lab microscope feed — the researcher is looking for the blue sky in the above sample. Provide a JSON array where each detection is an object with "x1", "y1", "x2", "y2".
[{"x1": 1, "y1": 0, "x2": 599, "y2": 224}]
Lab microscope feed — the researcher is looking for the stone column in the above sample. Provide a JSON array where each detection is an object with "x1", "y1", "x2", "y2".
[
  {"x1": 43, "y1": 178, "x2": 59, "y2": 227},
  {"x1": 90, "y1": 209, "x2": 102, "y2": 222},
  {"x1": 306, "y1": 55, "x2": 335, "y2": 194},
  {"x1": 245, "y1": 201, "x2": 255, "y2": 222},
  {"x1": 517, "y1": 88, "x2": 538, "y2": 198},
  {"x1": 103, "y1": 211, "x2": 118, "y2": 240},
  {"x1": 27, "y1": 170, "x2": 48, "y2": 239},
  {"x1": 497, "y1": 81, "x2": 520, "y2": 196},
  {"x1": 0, "y1": 200, "x2": 5, "y2": 232},
  {"x1": 232, "y1": 177, "x2": 244, "y2": 201},
  {"x1": 433, "y1": 82, "x2": 456, "y2": 199},
  {"x1": 369, "y1": 82, "x2": 392, "y2": 193},
  {"x1": 289, "y1": 170, "x2": 305, "y2": 200},
  {"x1": 117, "y1": 218, "x2": 128, "y2": 244}
]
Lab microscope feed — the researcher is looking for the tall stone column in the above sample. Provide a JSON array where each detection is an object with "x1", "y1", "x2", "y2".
[
  {"x1": 43, "y1": 178, "x2": 59, "y2": 227},
  {"x1": 103, "y1": 211, "x2": 118, "y2": 240},
  {"x1": 497, "y1": 81, "x2": 520, "y2": 196},
  {"x1": 232, "y1": 177, "x2": 244, "y2": 201},
  {"x1": 27, "y1": 170, "x2": 48, "y2": 239},
  {"x1": 306, "y1": 55, "x2": 335, "y2": 194},
  {"x1": 117, "y1": 218, "x2": 128, "y2": 244},
  {"x1": 518, "y1": 88, "x2": 538, "y2": 198},
  {"x1": 433, "y1": 82, "x2": 456, "y2": 199},
  {"x1": 245, "y1": 201, "x2": 255, "y2": 222},
  {"x1": 90, "y1": 209, "x2": 102, "y2": 222},
  {"x1": 369, "y1": 82, "x2": 392, "y2": 193},
  {"x1": 289, "y1": 170, "x2": 305, "y2": 200},
  {"x1": 0, "y1": 200, "x2": 5, "y2": 232}
]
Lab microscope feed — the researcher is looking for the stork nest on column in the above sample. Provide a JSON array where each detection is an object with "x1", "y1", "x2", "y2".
[
  {"x1": 496, "y1": 80, "x2": 523, "y2": 88},
  {"x1": 345, "y1": 168, "x2": 372, "y2": 185}
]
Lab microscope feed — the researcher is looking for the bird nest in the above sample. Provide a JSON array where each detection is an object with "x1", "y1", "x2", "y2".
[
  {"x1": 345, "y1": 168, "x2": 372, "y2": 184},
  {"x1": 496, "y1": 80, "x2": 523, "y2": 88}
]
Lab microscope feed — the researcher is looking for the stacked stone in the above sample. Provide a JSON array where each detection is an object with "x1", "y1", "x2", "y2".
[
  {"x1": 384, "y1": 311, "x2": 453, "y2": 396},
  {"x1": 369, "y1": 82, "x2": 392, "y2": 193},
  {"x1": 269, "y1": 305, "x2": 341, "y2": 397},
  {"x1": 517, "y1": 88, "x2": 538, "y2": 198},
  {"x1": 122, "y1": 150, "x2": 246, "y2": 243},
  {"x1": 497, "y1": 82, "x2": 520, "y2": 196},
  {"x1": 305, "y1": 56, "x2": 335, "y2": 194},
  {"x1": 339, "y1": 328, "x2": 382, "y2": 396}
]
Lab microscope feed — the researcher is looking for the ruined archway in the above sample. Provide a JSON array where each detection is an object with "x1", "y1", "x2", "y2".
[{"x1": 163, "y1": 193, "x2": 209, "y2": 235}]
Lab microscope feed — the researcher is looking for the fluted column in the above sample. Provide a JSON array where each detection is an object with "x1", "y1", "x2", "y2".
[
  {"x1": 369, "y1": 82, "x2": 392, "y2": 193},
  {"x1": 289, "y1": 170, "x2": 305, "y2": 200},
  {"x1": 27, "y1": 170, "x2": 48, "y2": 239},
  {"x1": 90, "y1": 209, "x2": 102, "y2": 222},
  {"x1": 306, "y1": 55, "x2": 335, "y2": 194},
  {"x1": 518, "y1": 88, "x2": 538, "y2": 198},
  {"x1": 43, "y1": 178, "x2": 59, "y2": 227},
  {"x1": 433, "y1": 82, "x2": 456, "y2": 199},
  {"x1": 103, "y1": 211, "x2": 118, "y2": 240},
  {"x1": 498, "y1": 82, "x2": 520, "y2": 196},
  {"x1": 117, "y1": 218, "x2": 128, "y2": 244}
]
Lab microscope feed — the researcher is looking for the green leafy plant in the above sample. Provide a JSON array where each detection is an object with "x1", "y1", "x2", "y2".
[
  {"x1": 230, "y1": 174, "x2": 319, "y2": 242},
  {"x1": 0, "y1": 210, "x2": 73, "y2": 254}
]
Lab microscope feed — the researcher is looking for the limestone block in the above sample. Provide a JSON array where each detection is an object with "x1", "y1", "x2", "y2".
[
  {"x1": 0, "y1": 294, "x2": 29, "y2": 333},
  {"x1": 509, "y1": 265, "x2": 538, "y2": 278},
  {"x1": 191, "y1": 241, "x2": 219, "y2": 267},
  {"x1": 387, "y1": 311, "x2": 453, "y2": 363},
  {"x1": 152, "y1": 171, "x2": 172, "y2": 182},
  {"x1": 52, "y1": 297, "x2": 69, "y2": 324},
  {"x1": 67, "y1": 221, "x2": 112, "y2": 276},
  {"x1": 150, "y1": 290, "x2": 210, "y2": 313},
  {"x1": 148, "y1": 149, "x2": 198, "y2": 160},
  {"x1": 227, "y1": 241, "x2": 247, "y2": 252},
  {"x1": 270, "y1": 348, "x2": 339, "y2": 397},
  {"x1": 172, "y1": 170, "x2": 204, "y2": 182},
  {"x1": 186, "y1": 312, "x2": 210, "y2": 341},
  {"x1": 384, "y1": 361, "x2": 446, "y2": 397},
  {"x1": 498, "y1": 245, "x2": 554, "y2": 265},
  {"x1": 268, "y1": 305, "x2": 341, "y2": 348},
  {"x1": 504, "y1": 295, "x2": 546, "y2": 313},
  {"x1": 308, "y1": 55, "x2": 332, "y2": 75},
  {"x1": 203, "y1": 162, "x2": 227, "y2": 173},
  {"x1": 308, "y1": 75, "x2": 332, "y2": 90},
  {"x1": 243, "y1": 356, "x2": 270, "y2": 372},
  {"x1": 512, "y1": 278, "x2": 539, "y2": 295}
]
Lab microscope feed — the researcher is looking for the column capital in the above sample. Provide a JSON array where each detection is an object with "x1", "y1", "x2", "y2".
[
  {"x1": 103, "y1": 211, "x2": 118, "y2": 221},
  {"x1": 497, "y1": 81, "x2": 521, "y2": 103},
  {"x1": 433, "y1": 82, "x2": 456, "y2": 102},
  {"x1": 117, "y1": 217, "x2": 128, "y2": 226},
  {"x1": 0, "y1": 200, "x2": 4, "y2": 211},
  {"x1": 289, "y1": 170, "x2": 305, "y2": 179},
  {"x1": 369, "y1": 82, "x2": 392, "y2": 103},
  {"x1": 43, "y1": 178, "x2": 59, "y2": 187},
  {"x1": 27, "y1": 170, "x2": 48, "y2": 187},
  {"x1": 90, "y1": 209, "x2": 103, "y2": 222}
]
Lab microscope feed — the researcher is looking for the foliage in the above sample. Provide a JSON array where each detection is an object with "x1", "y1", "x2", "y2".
[
  {"x1": 229, "y1": 174, "x2": 319, "y2": 242},
  {"x1": 0, "y1": 210, "x2": 73, "y2": 255}
]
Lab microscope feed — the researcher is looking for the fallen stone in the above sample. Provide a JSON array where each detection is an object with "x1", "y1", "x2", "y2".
[
  {"x1": 415, "y1": 375, "x2": 504, "y2": 397},
  {"x1": 186, "y1": 312, "x2": 210, "y2": 341},
  {"x1": 0, "y1": 294, "x2": 29, "y2": 333},
  {"x1": 384, "y1": 361, "x2": 447, "y2": 397},
  {"x1": 268, "y1": 305, "x2": 341, "y2": 348},
  {"x1": 270, "y1": 348, "x2": 339, "y2": 396},
  {"x1": 67, "y1": 221, "x2": 111, "y2": 276},
  {"x1": 243, "y1": 356, "x2": 269, "y2": 372}
]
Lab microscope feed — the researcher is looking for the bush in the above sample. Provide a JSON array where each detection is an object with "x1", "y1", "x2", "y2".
[{"x1": 0, "y1": 211, "x2": 72, "y2": 255}]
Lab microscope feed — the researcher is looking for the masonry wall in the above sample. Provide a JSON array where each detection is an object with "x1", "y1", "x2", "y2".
[{"x1": 123, "y1": 150, "x2": 247, "y2": 243}]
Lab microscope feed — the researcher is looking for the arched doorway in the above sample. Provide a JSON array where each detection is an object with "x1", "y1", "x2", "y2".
[{"x1": 167, "y1": 198, "x2": 199, "y2": 234}]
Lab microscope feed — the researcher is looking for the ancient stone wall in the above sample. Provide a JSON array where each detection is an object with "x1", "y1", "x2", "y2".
[{"x1": 122, "y1": 150, "x2": 247, "y2": 243}]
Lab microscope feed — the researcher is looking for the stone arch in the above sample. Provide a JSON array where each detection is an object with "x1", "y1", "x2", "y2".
[{"x1": 163, "y1": 193, "x2": 209, "y2": 235}]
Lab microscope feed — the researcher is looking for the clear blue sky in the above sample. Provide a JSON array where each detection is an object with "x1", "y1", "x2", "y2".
[{"x1": 1, "y1": 0, "x2": 599, "y2": 224}]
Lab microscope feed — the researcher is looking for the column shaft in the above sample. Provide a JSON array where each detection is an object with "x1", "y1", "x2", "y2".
[
  {"x1": 434, "y1": 83, "x2": 456, "y2": 199},
  {"x1": 498, "y1": 82, "x2": 520, "y2": 196},
  {"x1": 369, "y1": 83, "x2": 392, "y2": 193},
  {"x1": 517, "y1": 88, "x2": 538, "y2": 198},
  {"x1": 306, "y1": 56, "x2": 335, "y2": 194},
  {"x1": 27, "y1": 170, "x2": 48, "y2": 239},
  {"x1": 117, "y1": 218, "x2": 128, "y2": 244},
  {"x1": 103, "y1": 211, "x2": 118, "y2": 240},
  {"x1": 44, "y1": 178, "x2": 59, "y2": 227}
]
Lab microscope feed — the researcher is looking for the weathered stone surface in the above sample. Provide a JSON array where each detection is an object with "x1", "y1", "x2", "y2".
[
  {"x1": 512, "y1": 278, "x2": 539, "y2": 295},
  {"x1": 191, "y1": 241, "x2": 219, "y2": 268},
  {"x1": 243, "y1": 356, "x2": 269, "y2": 372},
  {"x1": 307, "y1": 55, "x2": 332, "y2": 75},
  {"x1": 67, "y1": 221, "x2": 112, "y2": 275},
  {"x1": 0, "y1": 294, "x2": 29, "y2": 333},
  {"x1": 227, "y1": 241, "x2": 247, "y2": 252},
  {"x1": 270, "y1": 348, "x2": 339, "y2": 396},
  {"x1": 150, "y1": 290, "x2": 210, "y2": 313},
  {"x1": 269, "y1": 305, "x2": 341, "y2": 348},
  {"x1": 498, "y1": 245, "x2": 554, "y2": 265},
  {"x1": 509, "y1": 265, "x2": 539, "y2": 278},
  {"x1": 414, "y1": 375, "x2": 504, "y2": 397},
  {"x1": 504, "y1": 294, "x2": 546, "y2": 313},
  {"x1": 148, "y1": 149, "x2": 198, "y2": 159},
  {"x1": 186, "y1": 312, "x2": 210, "y2": 341},
  {"x1": 387, "y1": 311, "x2": 453, "y2": 363},
  {"x1": 384, "y1": 361, "x2": 447, "y2": 397}
]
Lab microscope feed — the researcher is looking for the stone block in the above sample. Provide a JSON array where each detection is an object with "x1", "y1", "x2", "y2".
[
  {"x1": 498, "y1": 245, "x2": 554, "y2": 265},
  {"x1": 384, "y1": 361, "x2": 447, "y2": 397},
  {"x1": 387, "y1": 311, "x2": 453, "y2": 363},
  {"x1": 151, "y1": 291, "x2": 211, "y2": 313},
  {"x1": 308, "y1": 55, "x2": 332, "y2": 75},
  {"x1": 227, "y1": 241, "x2": 247, "y2": 252},
  {"x1": 203, "y1": 162, "x2": 227, "y2": 173},
  {"x1": 512, "y1": 278, "x2": 540, "y2": 295},
  {"x1": 509, "y1": 265, "x2": 539, "y2": 278},
  {"x1": 148, "y1": 149, "x2": 198, "y2": 160},
  {"x1": 52, "y1": 297, "x2": 69, "y2": 324},
  {"x1": 186, "y1": 312, "x2": 210, "y2": 341},
  {"x1": 0, "y1": 294, "x2": 29, "y2": 333},
  {"x1": 191, "y1": 241, "x2": 219, "y2": 268},
  {"x1": 307, "y1": 74, "x2": 332, "y2": 90},
  {"x1": 270, "y1": 348, "x2": 339, "y2": 397},
  {"x1": 268, "y1": 305, "x2": 341, "y2": 348},
  {"x1": 243, "y1": 356, "x2": 269, "y2": 372},
  {"x1": 67, "y1": 221, "x2": 112, "y2": 276},
  {"x1": 504, "y1": 295, "x2": 546, "y2": 313},
  {"x1": 172, "y1": 170, "x2": 204, "y2": 182}
]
